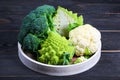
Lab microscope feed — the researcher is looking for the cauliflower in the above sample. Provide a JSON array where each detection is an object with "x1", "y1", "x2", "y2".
[
  {"x1": 74, "y1": 56, "x2": 88, "y2": 64},
  {"x1": 69, "y1": 24, "x2": 101, "y2": 56}
]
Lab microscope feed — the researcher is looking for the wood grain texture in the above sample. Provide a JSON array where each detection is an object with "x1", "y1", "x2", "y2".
[
  {"x1": 0, "y1": 0, "x2": 120, "y2": 79},
  {"x1": 0, "y1": 3, "x2": 120, "y2": 30},
  {"x1": 0, "y1": 77, "x2": 120, "y2": 80},
  {"x1": 0, "y1": 32, "x2": 120, "y2": 50},
  {"x1": 0, "y1": 52, "x2": 120, "y2": 79}
]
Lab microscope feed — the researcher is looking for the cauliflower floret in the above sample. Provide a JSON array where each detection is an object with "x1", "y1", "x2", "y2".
[
  {"x1": 74, "y1": 56, "x2": 88, "y2": 64},
  {"x1": 69, "y1": 24, "x2": 101, "y2": 56}
]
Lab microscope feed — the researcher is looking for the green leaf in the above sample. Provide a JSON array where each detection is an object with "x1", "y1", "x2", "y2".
[
  {"x1": 84, "y1": 47, "x2": 92, "y2": 55},
  {"x1": 63, "y1": 52, "x2": 70, "y2": 65},
  {"x1": 53, "y1": 6, "x2": 84, "y2": 37},
  {"x1": 67, "y1": 23, "x2": 79, "y2": 31}
]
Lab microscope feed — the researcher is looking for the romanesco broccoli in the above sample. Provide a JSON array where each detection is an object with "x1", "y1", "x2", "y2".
[{"x1": 38, "y1": 31, "x2": 75, "y2": 65}]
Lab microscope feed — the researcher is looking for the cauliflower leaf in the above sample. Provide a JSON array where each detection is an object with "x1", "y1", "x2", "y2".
[{"x1": 53, "y1": 6, "x2": 83, "y2": 37}]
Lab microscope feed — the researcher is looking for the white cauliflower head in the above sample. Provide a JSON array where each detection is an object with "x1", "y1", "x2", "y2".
[{"x1": 69, "y1": 24, "x2": 101, "y2": 56}]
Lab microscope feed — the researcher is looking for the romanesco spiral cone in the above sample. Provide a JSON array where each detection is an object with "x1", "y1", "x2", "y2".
[{"x1": 38, "y1": 31, "x2": 75, "y2": 65}]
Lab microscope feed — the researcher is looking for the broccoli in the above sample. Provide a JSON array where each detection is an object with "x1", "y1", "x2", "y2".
[
  {"x1": 34, "y1": 5, "x2": 56, "y2": 31},
  {"x1": 38, "y1": 31, "x2": 75, "y2": 65},
  {"x1": 18, "y1": 5, "x2": 56, "y2": 53},
  {"x1": 22, "y1": 34, "x2": 41, "y2": 53},
  {"x1": 31, "y1": 15, "x2": 49, "y2": 38}
]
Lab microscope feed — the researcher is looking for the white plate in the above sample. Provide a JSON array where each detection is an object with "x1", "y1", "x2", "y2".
[{"x1": 18, "y1": 41, "x2": 101, "y2": 76}]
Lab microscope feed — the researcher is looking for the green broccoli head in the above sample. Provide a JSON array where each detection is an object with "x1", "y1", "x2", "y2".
[
  {"x1": 22, "y1": 33, "x2": 41, "y2": 53},
  {"x1": 38, "y1": 31, "x2": 75, "y2": 65},
  {"x1": 35, "y1": 5, "x2": 55, "y2": 17},
  {"x1": 34, "y1": 5, "x2": 56, "y2": 31},
  {"x1": 30, "y1": 15, "x2": 49, "y2": 37},
  {"x1": 18, "y1": 5, "x2": 56, "y2": 53}
]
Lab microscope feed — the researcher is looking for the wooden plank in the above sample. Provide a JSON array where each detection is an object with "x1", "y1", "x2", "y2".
[
  {"x1": 0, "y1": 31, "x2": 120, "y2": 50},
  {"x1": 0, "y1": 3, "x2": 120, "y2": 30},
  {"x1": 84, "y1": 19, "x2": 120, "y2": 30},
  {"x1": 0, "y1": 52, "x2": 120, "y2": 79},
  {"x1": 102, "y1": 50, "x2": 120, "y2": 52},
  {"x1": 0, "y1": 13, "x2": 117, "y2": 29},
  {"x1": 0, "y1": 0, "x2": 78, "y2": 10},
  {"x1": 100, "y1": 30, "x2": 120, "y2": 32},
  {"x1": 0, "y1": 77, "x2": 120, "y2": 80},
  {"x1": 101, "y1": 32, "x2": 120, "y2": 50},
  {"x1": 0, "y1": 14, "x2": 120, "y2": 30},
  {"x1": 75, "y1": 3, "x2": 120, "y2": 14},
  {"x1": 0, "y1": 31, "x2": 18, "y2": 44},
  {"x1": 0, "y1": 3, "x2": 120, "y2": 15},
  {"x1": 1, "y1": 0, "x2": 120, "y2": 3}
]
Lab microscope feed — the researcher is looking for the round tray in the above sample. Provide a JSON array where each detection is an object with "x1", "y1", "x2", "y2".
[{"x1": 18, "y1": 41, "x2": 101, "y2": 76}]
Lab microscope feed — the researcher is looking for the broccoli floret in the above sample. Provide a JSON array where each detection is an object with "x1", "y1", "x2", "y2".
[
  {"x1": 30, "y1": 16, "x2": 49, "y2": 37},
  {"x1": 34, "y1": 5, "x2": 56, "y2": 31},
  {"x1": 22, "y1": 34, "x2": 41, "y2": 53},
  {"x1": 18, "y1": 5, "x2": 56, "y2": 53},
  {"x1": 38, "y1": 31, "x2": 75, "y2": 65},
  {"x1": 35, "y1": 5, "x2": 55, "y2": 17}
]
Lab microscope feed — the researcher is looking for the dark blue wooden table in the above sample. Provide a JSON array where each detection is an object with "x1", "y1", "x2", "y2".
[{"x1": 0, "y1": 0, "x2": 120, "y2": 80}]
